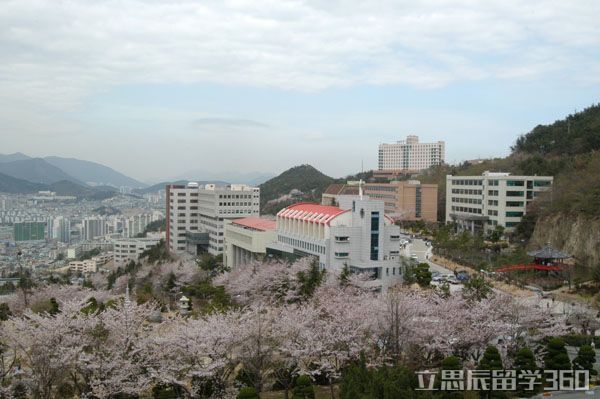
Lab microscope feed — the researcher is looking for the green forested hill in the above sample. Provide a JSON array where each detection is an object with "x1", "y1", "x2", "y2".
[
  {"x1": 259, "y1": 164, "x2": 334, "y2": 215},
  {"x1": 513, "y1": 104, "x2": 600, "y2": 156}
]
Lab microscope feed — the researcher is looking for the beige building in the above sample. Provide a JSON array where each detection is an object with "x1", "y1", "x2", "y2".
[
  {"x1": 224, "y1": 217, "x2": 277, "y2": 269},
  {"x1": 322, "y1": 180, "x2": 438, "y2": 222},
  {"x1": 69, "y1": 260, "x2": 98, "y2": 274}
]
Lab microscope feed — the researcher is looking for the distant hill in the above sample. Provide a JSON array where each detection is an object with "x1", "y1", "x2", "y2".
[
  {"x1": 0, "y1": 158, "x2": 84, "y2": 185},
  {"x1": 44, "y1": 156, "x2": 146, "y2": 188},
  {"x1": 259, "y1": 164, "x2": 334, "y2": 215},
  {"x1": 0, "y1": 172, "x2": 46, "y2": 193},
  {"x1": 0, "y1": 152, "x2": 31, "y2": 163},
  {"x1": 133, "y1": 180, "x2": 228, "y2": 195},
  {"x1": 170, "y1": 170, "x2": 275, "y2": 186},
  {"x1": 0, "y1": 172, "x2": 116, "y2": 200}
]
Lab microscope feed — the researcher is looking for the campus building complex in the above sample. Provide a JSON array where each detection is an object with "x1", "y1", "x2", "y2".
[
  {"x1": 445, "y1": 172, "x2": 553, "y2": 234},
  {"x1": 378, "y1": 135, "x2": 445, "y2": 174},
  {"x1": 322, "y1": 181, "x2": 438, "y2": 222},
  {"x1": 166, "y1": 182, "x2": 260, "y2": 255},
  {"x1": 267, "y1": 197, "x2": 405, "y2": 291}
]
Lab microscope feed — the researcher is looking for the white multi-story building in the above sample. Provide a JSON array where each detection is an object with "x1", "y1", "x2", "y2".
[
  {"x1": 378, "y1": 135, "x2": 445, "y2": 172},
  {"x1": 166, "y1": 183, "x2": 260, "y2": 255},
  {"x1": 267, "y1": 197, "x2": 405, "y2": 291},
  {"x1": 445, "y1": 172, "x2": 553, "y2": 235},
  {"x1": 48, "y1": 216, "x2": 71, "y2": 243},
  {"x1": 113, "y1": 237, "x2": 161, "y2": 266}
]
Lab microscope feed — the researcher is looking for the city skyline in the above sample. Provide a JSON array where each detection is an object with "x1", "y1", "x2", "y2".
[{"x1": 2, "y1": 0, "x2": 599, "y2": 181}]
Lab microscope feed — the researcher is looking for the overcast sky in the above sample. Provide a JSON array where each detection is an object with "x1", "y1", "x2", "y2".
[{"x1": 1, "y1": 0, "x2": 599, "y2": 182}]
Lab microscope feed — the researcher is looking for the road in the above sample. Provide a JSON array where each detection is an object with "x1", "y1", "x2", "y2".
[
  {"x1": 533, "y1": 387, "x2": 600, "y2": 398},
  {"x1": 402, "y1": 235, "x2": 463, "y2": 292}
]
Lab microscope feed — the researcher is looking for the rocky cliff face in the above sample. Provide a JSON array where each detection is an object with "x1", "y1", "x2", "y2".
[{"x1": 530, "y1": 213, "x2": 600, "y2": 268}]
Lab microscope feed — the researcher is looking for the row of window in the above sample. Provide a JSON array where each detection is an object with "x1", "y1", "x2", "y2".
[
  {"x1": 278, "y1": 235, "x2": 326, "y2": 255},
  {"x1": 452, "y1": 197, "x2": 482, "y2": 205},
  {"x1": 451, "y1": 206, "x2": 482, "y2": 214},
  {"x1": 451, "y1": 188, "x2": 483, "y2": 195},
  {"x1": 451, "y1": 179, "x2": 483, "y2": 186}
]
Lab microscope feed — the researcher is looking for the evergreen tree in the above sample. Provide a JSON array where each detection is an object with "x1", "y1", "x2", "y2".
[
  {"x1": 0, "y1": 303, "x2": 11, "y2": 321},
  {"x1": 514, "y1": 347, "x2": 540, "y2": 398},
  {"x1": 414, "y1": 263, "x2": 432, "y2": 287},
  {"x1": 292, "y1": 375, "x2": 315, "y2": 399},
  {"x1": 462, "y1": 274, "x2": 492, "y2": 302},
  {"x1": 237, "y1": 386, "x2": 260, "y2": 399},
  {"x1": 478, "y1": 346, "x2": 505, "y2": 399},
  {"x1": 48, "y1": 297, "x2": 60, "y2": 315},
  {"x1": 573, "y1": 344, "x2": 597, "y2": 376},
  {"x1": 339, "y1": 263, "x2": 351, "y2": 286},
  {"x1": 437, "y1": 356, "x2": 462, "y2": 399},
  {"x1": 544, "y1": 338, "x2": 572, "y2": 372}
]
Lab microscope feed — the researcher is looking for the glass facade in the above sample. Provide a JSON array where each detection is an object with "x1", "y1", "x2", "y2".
[{"x1": 370, "y1": 211, "x2": 379, "y2": 261}]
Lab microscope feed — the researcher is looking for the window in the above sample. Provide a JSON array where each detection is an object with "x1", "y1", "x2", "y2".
[
  {"x1": 506, "y1": 191, "x2": 524, "y2": 197},
  {"x1": 335, "y1": 236, "x2": 350, "y2": 242},
  {"x1": 488, "y1": 190, "x2": 498, "y2": 196},
  {"x1": 334, "y1": 252, "x2": 349, "y2": 258},
  {"x1": 534, "y1": 180, "x2": 552, "y2": 187},
  {"x1": 370, "y1": 212, "x2": 380, "y2": 261},
  {"x1": 506, "y1": 201, "x2": 524, "y2": 207},
  {"x1": 507, "y1": 180, "x2": 524, "y2": 186},
  {"x1": 506, "y1": 211, "x2": 524, "y2": 217}
]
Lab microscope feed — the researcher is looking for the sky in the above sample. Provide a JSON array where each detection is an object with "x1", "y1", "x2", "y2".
[{"x1": 1, "y1": 0, "x2": 599, "y2": 183}]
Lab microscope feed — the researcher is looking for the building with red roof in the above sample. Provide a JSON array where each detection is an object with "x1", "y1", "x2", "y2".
[
  {"x1": 267, "y1": 197, "x2": 406, "y2": 291},
  {"x1": 224, "y1": 217, "x2": 277, "y2": 269}
]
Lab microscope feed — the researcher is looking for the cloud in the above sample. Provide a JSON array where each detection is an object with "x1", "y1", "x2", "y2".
[
  {"x1": 191, "y1": 118, "x2": 270, "y2": 128},
  {"x1": 0, "y1": 0, "x2": 599, "y2": 112}
]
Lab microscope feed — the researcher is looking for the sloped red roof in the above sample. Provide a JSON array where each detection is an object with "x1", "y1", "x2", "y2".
[
  {"x1": 231, "y1": 217, "x2": 276, "y2": 231},
  {"x1": 277, "y1": 202, "x2": 349, "y2": 225}
]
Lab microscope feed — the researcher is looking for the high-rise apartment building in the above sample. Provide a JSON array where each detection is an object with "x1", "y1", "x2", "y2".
[
  {"x1": 166, "y1": 183, "x2": 260, "y2": 255},
  {"x1": 378, "y1": 135, "x2": 445, "y2": 173},
  {"x1": 14, "y1": 221, "x2": 46, "y2": 241},
  {"x1": 445, "y1": 172, "x2": 553, "y2": 234},
  {"x1": 322, "y1": 180, "x2": 438, "y2": 222},
  {"x1": 49, "y1": 216, "x2": 71, "y2": 243},
  {"x1": 82, "y1": 217, "x2": 108, "y2": 241}
]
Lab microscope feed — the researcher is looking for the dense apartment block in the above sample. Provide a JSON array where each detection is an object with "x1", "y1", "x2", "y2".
[
  {"x1": 224, "y1": 217, "x2": 277, "y2": 269},
  {"x1": 378, "y1": 135, "x2": 445, "y2": 173},
  {"x1": 267, "y1": 197, "x2": 405, "y2": 291},
  {"x1": 322, "y1": 180, "x2": 438, "y2": 222},
  {"x1": 445, "y1": 172, "x2": 553, "y2": 234},
  {"x1": 166, "y1": 182, "x2": 260, "y2": 255}
]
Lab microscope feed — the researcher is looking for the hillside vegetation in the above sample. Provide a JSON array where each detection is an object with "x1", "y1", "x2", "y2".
[{"x1": 259, "y1": 164, "x2": 334, "y2": 214}]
